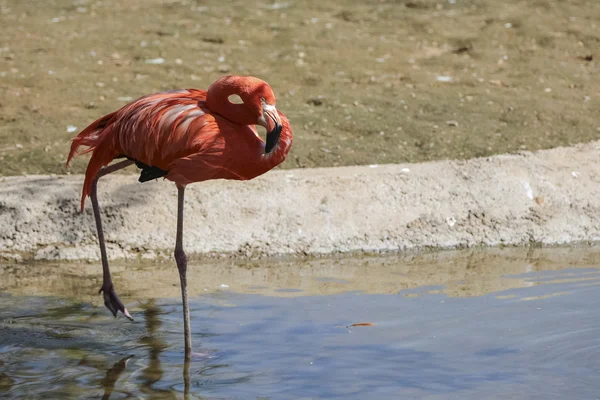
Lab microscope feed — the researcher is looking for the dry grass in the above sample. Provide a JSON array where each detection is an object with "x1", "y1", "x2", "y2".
[{"x1": 0, "y1": 0, "x2": 598, "y2": 175}]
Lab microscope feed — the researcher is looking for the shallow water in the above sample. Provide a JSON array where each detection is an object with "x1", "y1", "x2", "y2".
[{"x1": 2, "y1": 247, "x2": 600, "y2": 399}]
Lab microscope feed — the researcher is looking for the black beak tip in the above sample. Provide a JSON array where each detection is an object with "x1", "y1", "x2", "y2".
[{"x1": 265, "y1": 123, "x2": 283, "y2": 154}]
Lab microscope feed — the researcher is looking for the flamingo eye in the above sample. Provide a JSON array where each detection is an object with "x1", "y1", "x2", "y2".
[{"x1": 228, "y1": 94, "x2": 244, "y2": 104}]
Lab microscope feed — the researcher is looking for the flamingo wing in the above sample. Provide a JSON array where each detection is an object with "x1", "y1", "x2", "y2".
[
  {"x1": 166, "y1": 149, "x2": 246, "y2": 186},
  {"x1": 166, "y1": 124, "x2": 264, "y2": 185},
  {"x1": 68, "y1": 88, "x2": 267, "y2": 209}
]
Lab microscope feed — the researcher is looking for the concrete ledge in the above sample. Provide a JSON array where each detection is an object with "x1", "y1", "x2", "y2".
[{"x1": 1, "y1": 141, "x2": 599, "y2": 261}]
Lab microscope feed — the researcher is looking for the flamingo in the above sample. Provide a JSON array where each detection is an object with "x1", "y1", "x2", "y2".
[{"x1": 66, "y1": 75, "x2": 293, "y2": 359}]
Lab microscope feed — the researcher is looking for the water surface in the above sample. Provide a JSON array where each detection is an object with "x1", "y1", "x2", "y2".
[{"x1": 1, "y1": 247, "x2": 600, "y2": 399}]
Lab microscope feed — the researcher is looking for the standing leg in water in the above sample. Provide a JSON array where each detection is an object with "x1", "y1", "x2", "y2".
[
  {"x1": 175, "y1": 185, "x2": 192, "y2": 360},
  {"x1": 90, "y1": 159, "x2": 135, "y2": 320},
  {"x1": 183, "y1": 358, "x2": 190, "y2": 397}
]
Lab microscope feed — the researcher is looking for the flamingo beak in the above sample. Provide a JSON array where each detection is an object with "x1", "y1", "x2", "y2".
[
  {"x1": 259, "y1": 103, "x2": 282, "y2": 154},
  {"x1": 265, "y1": 119, "x2": 282, "y2": 154}
]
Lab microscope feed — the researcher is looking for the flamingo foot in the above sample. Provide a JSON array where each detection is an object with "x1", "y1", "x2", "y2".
[{"x1": 99, "y1": 283, "x2": 134, "y2": 321}]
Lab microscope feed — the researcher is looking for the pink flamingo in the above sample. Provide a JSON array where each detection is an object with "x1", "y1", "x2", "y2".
[{"x1": 67, "y1": 75, "x2": 293, "y2": 359}]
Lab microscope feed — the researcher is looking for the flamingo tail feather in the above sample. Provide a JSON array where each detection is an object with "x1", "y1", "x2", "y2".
[{"x1": 66, "y1": 112, "x2": 121, "y2": 212}]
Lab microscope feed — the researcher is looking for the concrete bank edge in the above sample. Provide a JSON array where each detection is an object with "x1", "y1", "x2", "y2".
[{"x1": 1, "y1": 141, "x2": 599, "y2": 262}]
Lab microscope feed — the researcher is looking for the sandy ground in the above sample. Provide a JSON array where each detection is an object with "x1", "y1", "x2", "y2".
[
  {"x1": 1, "y1": 0, "x2": 599, "y2": 176},
  {"x1": 1, "y1": 141, "x2": 599, "y2": 262}
]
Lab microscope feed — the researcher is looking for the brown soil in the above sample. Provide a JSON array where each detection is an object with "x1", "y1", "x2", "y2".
[{"x1": 0, "y1": 0, "x2": 598, "y2": 176}]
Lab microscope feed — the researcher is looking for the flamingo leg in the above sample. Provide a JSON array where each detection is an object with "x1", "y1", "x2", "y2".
[
  {"x1": 90, "y1": 159, "x2": 135, "y2": 321},
  {"x1": 175, "y1": 185, "x2": 192, "y2": 360}
]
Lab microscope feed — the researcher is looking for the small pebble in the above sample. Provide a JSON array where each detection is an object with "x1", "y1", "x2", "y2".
[
  {"x1": 66, "y1": 125, "x2": 77, "y2": 133},
  {"x1": 263, "y1": 2, "x2": 290, "y2": 10},
  {"x1": 446, "y1": 120, "x2": 459, "y2": 127},
  {"x1": 145, "y1": 58, "x2": 165, "y2": 64}
]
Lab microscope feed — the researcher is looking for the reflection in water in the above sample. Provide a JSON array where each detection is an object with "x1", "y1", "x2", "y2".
[
  {"x1": 138, "y1": 300, "x2": 178, "y2": 399},
  {"x1": 183, "y1": 358, "x2": 190, "y2": 398},
  {"x1": 140, "y1": 301, "x2": 166, "y2": 388},
  {"x1": 0, "y1": 360, "x2": 15, "y2": 392},
  {"x1": 101, "y1": 355, "x2": 134, "y2": 400},
  {"x1": 1, "y1": 247, "x2": 600, "y2": 398},
  {"x1": 2, "y1": 247, "x2": 600, "y2": 303}
]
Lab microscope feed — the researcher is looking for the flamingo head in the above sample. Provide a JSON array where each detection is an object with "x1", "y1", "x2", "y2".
[{"x1": 207, "y1": 75, "x2": 283, "y2": 154}]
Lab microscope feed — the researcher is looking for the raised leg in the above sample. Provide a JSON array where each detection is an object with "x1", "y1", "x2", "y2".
[
  {"x1": 90, "y1": 159, "x2": 135, "y2": 321},
  {"x1": 174, "y1": 185, "x2": 192, "y2": 360}
]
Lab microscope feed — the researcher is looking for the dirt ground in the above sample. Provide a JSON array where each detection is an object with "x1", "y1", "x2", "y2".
[{"x1": 0, "y1": 0, "x2": 598, "y2": 176}]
